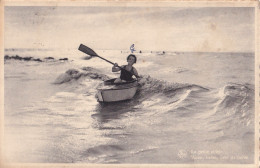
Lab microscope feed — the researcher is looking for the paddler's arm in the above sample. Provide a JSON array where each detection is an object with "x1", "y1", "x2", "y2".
[
  {"x1": 133, "y1": 67, "x2": 141, "y2": 79},
  {"x1": 112, "y1": 63, "x2": 121, "y2": 72}
]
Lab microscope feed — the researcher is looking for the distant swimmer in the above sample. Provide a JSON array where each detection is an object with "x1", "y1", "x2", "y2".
[{"x1": 130, "y1": 44, "x2": 136, "y2": 53}]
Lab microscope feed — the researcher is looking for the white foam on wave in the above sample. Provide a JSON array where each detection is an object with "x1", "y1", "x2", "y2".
[
  {"x1": 211, "y1": 87, "x2": 226, "y2": 115},
  {"x1": 136, "y1": 89, "x2": 192, "y2": 114}
]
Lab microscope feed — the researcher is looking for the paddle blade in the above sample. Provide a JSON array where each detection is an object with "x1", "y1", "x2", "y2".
[{"x1": 78, "y1": 44, "x2": 98, "y2": 57}]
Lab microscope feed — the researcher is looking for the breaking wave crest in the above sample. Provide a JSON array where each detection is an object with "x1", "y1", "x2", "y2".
[
  {"x1": 213, "y1": 83, "x2": 254, "y2": 126},
  {"x1": 53, "y1": 67, "x2": 110, "y2": 84},
  {"x1": 137, "y1": 75, "x2": 209, "y2": 99}
]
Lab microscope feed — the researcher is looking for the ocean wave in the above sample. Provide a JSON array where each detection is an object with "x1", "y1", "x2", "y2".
[
  {"x1": 124, "y1": 75, "x2": 211, "y2": 114},
  {"x1": 213, "y1": 83, "x2": 254, "y2": 126},
  {"x1": 138, "y1": 75, "x2": 209, "y2": 96},
  {"x1": 215, "y1": 83, "x2": 253, "y2": 111},
  {"x1": 53, "y1": 67, "x2": 110, "y2": 84},
  {"x1": 54, "y1": 69, "x2": 254, "y2": 128}
]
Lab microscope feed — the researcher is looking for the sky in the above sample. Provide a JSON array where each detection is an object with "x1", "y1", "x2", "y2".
[{"x1": 4, "y1": 6, "x2": 255, "y2": 52}]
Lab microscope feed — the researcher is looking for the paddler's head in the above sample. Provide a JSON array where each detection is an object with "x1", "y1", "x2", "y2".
[{"x1": 127, "y1": 54, "x2": 137, "y2": 65}]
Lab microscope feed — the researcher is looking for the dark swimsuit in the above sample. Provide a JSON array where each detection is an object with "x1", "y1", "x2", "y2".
[{"x1": 120, "y1": 65, "x2": 135, "y2": 81}]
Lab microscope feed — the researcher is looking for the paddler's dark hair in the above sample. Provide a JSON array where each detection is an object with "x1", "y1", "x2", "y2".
[{"x1": 127, "y1": 54, "x2": 137, "y2": 63}]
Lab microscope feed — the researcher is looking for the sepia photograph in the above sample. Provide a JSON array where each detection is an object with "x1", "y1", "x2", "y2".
[{"x1": 1, "y1": 1, "x2": 258, "y2": 167}]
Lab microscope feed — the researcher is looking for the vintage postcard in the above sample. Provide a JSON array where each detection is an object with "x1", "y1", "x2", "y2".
[{"x1": 0, "y1": 0, "x2": 259, "y2": 168}]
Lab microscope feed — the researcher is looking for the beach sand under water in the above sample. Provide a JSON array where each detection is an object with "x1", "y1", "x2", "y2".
[{"x1": 4, "y1": 48, "x2": 255, "y2": 163}]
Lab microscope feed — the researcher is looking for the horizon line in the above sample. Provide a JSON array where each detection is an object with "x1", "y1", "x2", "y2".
[{"x1": 4, "y1": 47, "x2": 254, "y2": 54}]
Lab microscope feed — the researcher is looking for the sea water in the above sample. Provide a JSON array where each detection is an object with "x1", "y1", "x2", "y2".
[{"x1": 4, "y1": 48, "x2": 255, "y2": 163}]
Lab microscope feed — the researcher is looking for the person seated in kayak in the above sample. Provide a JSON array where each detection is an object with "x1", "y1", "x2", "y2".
[{"x1": 112, "y1": 54, "x2": 139, "y2": 83}]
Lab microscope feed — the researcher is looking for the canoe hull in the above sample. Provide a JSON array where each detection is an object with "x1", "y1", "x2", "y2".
[{"x1": 96, "y1": 79, "x2": 138, "y2": 102}]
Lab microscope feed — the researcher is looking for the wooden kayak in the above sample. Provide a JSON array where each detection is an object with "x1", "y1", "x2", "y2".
[{"x1": 96, "y1": 78, "x2": 139, "y2": 102}]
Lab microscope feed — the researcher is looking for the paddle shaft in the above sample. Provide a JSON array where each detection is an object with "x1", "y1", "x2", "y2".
[
  {"x1": 93, "y1": 55, "x2": 128, "y2": 73},
  {"x1": 96, "y1": 55, "x2": 114, "y2": 65}
]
